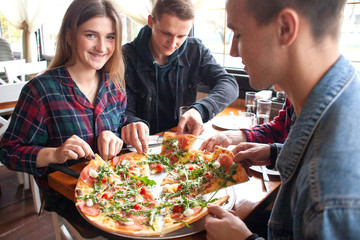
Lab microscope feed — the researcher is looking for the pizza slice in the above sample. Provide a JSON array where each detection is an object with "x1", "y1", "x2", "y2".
[
  {"x1": 161, "y1": 146, "x2": 249, "y2": 194},
  {"x1": 159, "y1": 132, "x2": 197, "y2": 165},
  {"x1": 201, "y1": 146, "x2": 249, "y2": 194},
  {"x1": 161, "y1": 195, "x2": 230, "y2": 235},
  {"x1": 75, "y1": 154, "x2": 163, "y2": 236}
]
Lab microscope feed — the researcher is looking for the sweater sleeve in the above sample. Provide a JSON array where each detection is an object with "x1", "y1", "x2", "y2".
[
  {"x1": 195, "y1": 40, "x2": 239, "y2": 122},
  {"x1": 0, "y1": 83, "x2": 47, "y2": 177},
  {"x1": 242, "y1": 98, "x2": 293, "y2": 144}
]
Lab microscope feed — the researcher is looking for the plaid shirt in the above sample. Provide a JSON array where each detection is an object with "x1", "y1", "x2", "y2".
[
  {"x1": 242, "y1": 98, "x2": 295, "y2": 144},
  {"x1": 0, "y1": 66, "x2": 127, "y2": 185}
]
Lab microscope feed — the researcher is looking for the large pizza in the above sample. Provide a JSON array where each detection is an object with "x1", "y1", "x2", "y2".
[{"x1": 75, "y1": 132, "x2": 249, "y2": 237}]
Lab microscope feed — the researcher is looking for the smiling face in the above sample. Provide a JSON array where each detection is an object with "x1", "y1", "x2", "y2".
[
  {"x1": 70, "y1": 16, "x2": 116, "y2": 72},
  {"x1": 226, "y1": 0, "x2": 280, "y2": 90},
  {"x1": 148, "y1": 13, "x2": 193, "y2": 60}
]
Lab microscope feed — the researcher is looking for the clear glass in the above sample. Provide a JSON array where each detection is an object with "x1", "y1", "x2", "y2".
[
  {"x1": 245, "y1": 92, "x2": 257, "y2": 114},
  {"x1": 256, "y1": 99, "x2": 271, "y2": 124}
]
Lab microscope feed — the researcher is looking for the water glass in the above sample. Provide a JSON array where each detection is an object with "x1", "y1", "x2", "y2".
[
  {"x1": 256, "y1": 99, "x2": 271, "y2": 124},
  {"x1": 245, "y1": 92, "x2": 257, "y2": 114},
  {"x1": 238, "y1": 112, "x2": 256, "y2": 128}
]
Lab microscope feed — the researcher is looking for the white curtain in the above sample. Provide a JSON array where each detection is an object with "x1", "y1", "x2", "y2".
[
  {"x1": 0, "y1": 0, "x2": 50, "y2": 62},
  {"x1": 115, "y1": 0, "x2": 210, "y2": 26}
]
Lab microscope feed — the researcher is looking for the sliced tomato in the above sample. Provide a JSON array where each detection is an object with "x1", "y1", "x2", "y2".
[
  {"x1": 140, "y1": 187, "x2": 147, "y2": 195},
  {"x1": 155, "y1": 164, "x2": 165, "y2": 172},
  {"x1": 102, "y1": 192, "x2": 112, "y2": 200},
  {"x1": 172, "y1": 205, "x2": 184, "y2": 213},
  {"x1": 128, "y1": 166, "x2": 134, "y2": 171},
  {"x1": 133, "y1": 204, "x2": 143, "y2": 210},
  {"x1": 101, "y1": 176, "x2": 108, "y2": 183},
  {"x1": 188, "y1": 165, "x2": 194, "y2": 170}
]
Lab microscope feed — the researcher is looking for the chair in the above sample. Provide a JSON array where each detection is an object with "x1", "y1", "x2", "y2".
[
  {"x1": 0, "y1": 82, "x2": 42, "y2": 214},
  {"x1": 0, "y1": 38, "x2": 15, "y2": 84},
  {"x1": 52, "y1": 213, "x2": 105, "y2": 240},
  {"x1": 0, "y1": 38, "x2": 14, "y2": 61},
  {"x1": 4, "y1": 60, "x2": 47, "y2": 83},
  {"x1": 0, "y1": 59, "x2": 26, "y2": 84}
]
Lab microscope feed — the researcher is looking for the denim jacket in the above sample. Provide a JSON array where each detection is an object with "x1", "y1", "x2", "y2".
[{"x1": 268, "y1": 56, "x2": 360, "y2": 239}]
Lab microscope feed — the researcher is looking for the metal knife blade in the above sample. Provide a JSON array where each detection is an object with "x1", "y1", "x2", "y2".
[{"x1": 261, "y1": 165, "x2": 270, "y2": 191}]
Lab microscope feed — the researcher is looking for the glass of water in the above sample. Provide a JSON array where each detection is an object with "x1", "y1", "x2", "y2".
[
  {"x1": 245, "y1": 92, "x2": 257, "y2": 114},
  {"x1": 256, "y1": 99, "x2": 271, "y2": 124}
]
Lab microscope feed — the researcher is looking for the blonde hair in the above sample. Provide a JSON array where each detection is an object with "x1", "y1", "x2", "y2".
[{"x1": 48, "y1": 0, "x2": 125, "y2": 92}]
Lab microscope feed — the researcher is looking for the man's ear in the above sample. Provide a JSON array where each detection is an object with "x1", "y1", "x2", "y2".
[
  {"x1": 148, "y1": 15, "x2": 154, "y2": 28},
  {"x1": 276, "y1": 8, "x2": 299, "y2": 46}
]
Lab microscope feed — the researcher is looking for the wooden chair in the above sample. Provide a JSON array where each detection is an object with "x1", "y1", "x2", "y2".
[
  {"x1": 0, "y1": 82, "x2": 42, "y2": 214},
  {"x1": 4, "y1": 60, "x2": 47, "y2": 83}
]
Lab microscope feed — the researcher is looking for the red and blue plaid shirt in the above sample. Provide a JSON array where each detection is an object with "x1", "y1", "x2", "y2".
[
  {"x1": 0, "y1": 66, "x2": 127, "y2": 183},
  {"x1": 242, "y1": 98, "x2": 294, "y2": 144}
]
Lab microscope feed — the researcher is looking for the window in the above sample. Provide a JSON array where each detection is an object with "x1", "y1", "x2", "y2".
[
  {"x1": 40, "y1": 0, "x2": 73, "y2": 58},
  {"x1": 194, "y1": 0, "x2": 243, "y2": 70},
  {"x1": 340, "y1": 1, "x2": 360, "y2": 69},
  {"x1": 0, "y1": 13, "x2": 22, "y2": 59},
  {"x1": 39, "y1": 0, "x2": 142, "y2": 60}
]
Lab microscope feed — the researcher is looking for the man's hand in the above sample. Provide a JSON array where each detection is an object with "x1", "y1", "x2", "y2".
[
  {"x1": 232, "y1": 142, "x2": 271, "y2": 177},
  {"x1": 121, "y1": 122, "x2": 149, "y2": 154},
  {"x1": 199, "y1": 131, "x2": 247, "y2": 153},
  {"x1": 97, "y1": 130, "x2": 123, "y2": 160},
  {"x1": 177, "y1": 108, "x2": 204, "y2": 136},
  {"x1": 205, "y1": 204, "x2": 253, "y2": 240}
]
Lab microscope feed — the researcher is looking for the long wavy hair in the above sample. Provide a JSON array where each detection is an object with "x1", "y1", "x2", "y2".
[{"x1": 47, "y1": 0, "x2": 125, "y2": 93}]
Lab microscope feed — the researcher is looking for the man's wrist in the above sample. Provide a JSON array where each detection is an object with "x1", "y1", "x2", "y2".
[
  {"x1": 245, "y1": 233, "x2": 260, "y2": 240},
  {"x1": 267, "y1": 143, "x2": 278, "y2": 169}
]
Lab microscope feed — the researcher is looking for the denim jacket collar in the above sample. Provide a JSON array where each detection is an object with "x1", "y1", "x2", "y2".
[{"x1": 277, "y1": 55, "x2": 357, "y2": 183}]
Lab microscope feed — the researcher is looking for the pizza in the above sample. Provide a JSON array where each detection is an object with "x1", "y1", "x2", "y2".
[{"x1": 75, "y1": 132, "x2": 249, "y2": 237}]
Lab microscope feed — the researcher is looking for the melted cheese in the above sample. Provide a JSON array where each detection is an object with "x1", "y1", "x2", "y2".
[
  {"x1": 184, "y1": 208, "x2": 194, "y2": 217},
  {"x1": 89, "y1": 169, "x2": 98, "y2": 178}
]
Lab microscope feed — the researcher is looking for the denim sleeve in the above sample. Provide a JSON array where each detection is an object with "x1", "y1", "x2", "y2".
[{"x1": 305, "y1": 208, "x2": 360, "y2": 239}]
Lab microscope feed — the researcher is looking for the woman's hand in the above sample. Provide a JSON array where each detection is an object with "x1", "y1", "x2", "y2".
[
  {"x1": 37, "y1": 135, "x2": 94, "y2": 167},
  {"x1": 97, "y1": 130, "x2": 123, "y2": 160}
]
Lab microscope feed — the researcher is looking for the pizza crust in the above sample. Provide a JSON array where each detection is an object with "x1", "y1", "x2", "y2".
[
  {"x1": 161, "y1": 195, "x2": 230, "y2": 235},
  {"x1": 75, "y1": 133, "x2": 249, "y2": 237}
]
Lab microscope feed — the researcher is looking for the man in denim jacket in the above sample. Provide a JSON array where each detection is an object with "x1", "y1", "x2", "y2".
[
  {"x1": 205, "y1": 0, "x2": 360, "y2": 239},
  {"x1": 121, "y1": 0, "x2": 239, "y2": 153}
]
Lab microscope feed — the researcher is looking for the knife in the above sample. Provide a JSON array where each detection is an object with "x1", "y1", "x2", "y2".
[
  {"x1": 49, "y1": 163, "x2": 80, "y2": 178},
  {"x1": 261, "y1": 165, "x2": 270, "y2": 192},
  {"x1": 122, "y1": 142, "x2": 162, "y2": 151}
]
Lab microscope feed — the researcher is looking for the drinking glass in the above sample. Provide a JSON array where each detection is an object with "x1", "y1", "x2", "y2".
[
  {"x1": 256, "y1": 99, "x2": 271, "y2": 124},
  {"x1": 245, "y1": 92, "x2": 257, "y2": 114},
  {"x1": 238, "y1": 112, "x2": 256, "y2": 128}
]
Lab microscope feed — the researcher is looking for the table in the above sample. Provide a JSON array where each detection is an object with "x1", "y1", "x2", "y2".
[{"x1": 48, "y1": 106, "x2": 281, "y2": 240}]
